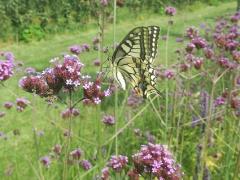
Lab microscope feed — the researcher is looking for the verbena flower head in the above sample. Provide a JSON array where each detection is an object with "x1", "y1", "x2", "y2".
[
  {"x1": 70, "y1": 148, "x2": 82, "y2": 160},
  {"x1": 3, "y1": 102, "x2": 14, "y2": 109},
  {"x1": 165, "y1": 6, "x2": 176, "y2": 16},
  {"x1": 191, "y1": 37, "x2": 207, "y2": 49},
  {"x1": 16, "y1": 98, "x2": 30, "y2": 111},
  {"x1": 25, "y1": 67, "x2": 36, "y2": 75},
  {"x1": 54, "y1": 55, "x2": 84, "y2": 90},
  {"x1": 93, "y1": 59, "x2": 101, "y2": 66},
  {"x1": 186, "y1": 26, "x2": 199, "y2": 39},
  {"x1": 132, "y1": 143, "x2": 182, "y2": 179},
  {"x1": 81, "y1": 160, "x2": 92, "y2": 170},
  {"x1": 83, "y1": 76, "x2": 112, "y2": 105},
  {"x1": 101, "y1": 167, "x2": 110, "y2": 180},
  {"x1": 69, "y1": 45, "x2": 82, "y2": 55},
  {"x1": 164, "y1": 69, "x2": 175, "y2": 79},
  {"x1": 214, "y1": 96, "x2": 226, "y2": 107},
  {"x1": 107, "y1": 155, "x2": 128, "y2": 172},
  {"x1": 61, "y1": 108, "x2": 80, "y2": 119},
  {"x1": 81, "y1": 43, "x2": 90, "y2": 52},
  {"x1": 100, "y1": 0, "x2": 109, "y2": 6},
  {"x1": 0, "y1": 52, "x2": 14, "y2": 81},
  {"x1": 127, "y1": 90, "x2": 144, "y2": 108},
  {"x1": 40, "y1": 156, "x2": 51, "y2": 168},
  {"x1": 102, "y1": 115, "x2": 115, "y2": 126},
  {"x1": 52, "y1": 144, "x2": 62, "y2": 155}
]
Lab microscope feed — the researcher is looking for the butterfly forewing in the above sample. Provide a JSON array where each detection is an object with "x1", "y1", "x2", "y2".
[{"x1": 112, "y1": 26, "x2": 160, "y2": 98}]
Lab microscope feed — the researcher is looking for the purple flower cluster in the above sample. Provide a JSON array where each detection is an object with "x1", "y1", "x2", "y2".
[
  {"x1": 20, "y1": 55, "x2": 83, "y2": 97},
  {"x1": 132, "y1": 143, "x2": 182, "y2": 179},
  {"x1": 83, "y1": 76, "x2": 112, "y2": 105},
  {"x1": 61, "y1": 108, "x2": 80, "y2": 119},
  {"x1": 214, "y1": 96, "x2": 226, "y2": 107},
  {"x1": 69, "y1": 44, "x2": 90, "y2": 55},
  {"x1": 0, "y1": 51, "x2": 14, "y2": 81},
  {"x1": 40, "y1": 156, "x2": 51, "y2": 168},
  {"x1": 165, "y1": 6, "x2": 176, "y2": 16},
  {"x1": 107, "y1": 155, "x2": 128, "y2": 172},
  {"x1": 127, "y1": 90, "x2": 144, "y2": 108},
  {"x1": 102, "y1": 115, "x2": 115, "y2": 125},
  {"x1": 16, "y1": 98, "x2": 30, "y2": 112}
]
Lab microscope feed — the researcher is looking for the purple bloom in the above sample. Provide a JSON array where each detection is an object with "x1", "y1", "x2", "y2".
[
  {"x1": 101, "y1": 167, "x2": 110, "y2": 180},
  {"x1": 52, "y1": 144, "x2": 62, "y2": 155},
  {"x1": 102, "y1": 115, "x2": 115, "y2": 126},
  {"x1": 204, "y1": 48, "x2": 214, "y2": 59},
  {"x1": 40, "y1": 156, "x2": 51, "y2": 168},
  {"x1": 185, "y1": 43, "x2": 196, "y2": 53},
  {"x1": 3, "y1": 102, "x2": 14, "y2": 109},
  {"x1": 186, "y1": 26, "x2": 199, "y2": 39},
  {"x1": 61, "y1": 108, "x2": 80, "y2": 119},
  {"x1": 132, "y1": 143, "x2": 182, "y2": 179},
  {"x1": 81, "y1": 43, "x2": 90, "y2": 52},
  {"x1": 164, "y1": 69, "x2": 175, "y2": 79},
  {"x1": 214, "y1": 96, "x2": 225, "y2": 107},
  {"x1": 81, "y1": 160, "x2": 92, "y2": 170},
  {"x1": 165, "y1": 6, "x2": 176, "y2": 16},
  {"x1": 25, "y1": 67, "x2": 36, "y2": 74},
  {"x1": 16, "y1": 98, "x2": 30, "y2": 112},
  {"x1": 100, "y1": 0, "x2": 109, "y2": 6},
  {"x1": 70, "y1": 148, "x2": 82, "y2": 160},
  {"x1": 0, "y1": 60, "x2": 14, "y2": 81},
  {"x1": 93, "y1": 59, "x2": 101, "y2": 66},
  {"x1": 191, "y1": 37, "x2": 207, "y2": 49},
  {"x1": 69, "y1": 45, "x2": 82, "y2": 55},
  {"x1": 107, "y1": 155, "x2": 128, "y2": 172}
]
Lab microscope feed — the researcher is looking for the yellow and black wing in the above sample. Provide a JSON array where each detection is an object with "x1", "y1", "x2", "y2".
[{"x1": 112, "y1": 26, "x2": 160, "y2": 98}]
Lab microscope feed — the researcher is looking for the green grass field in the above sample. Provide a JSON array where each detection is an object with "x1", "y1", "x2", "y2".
[{"x1": 0, "y1": 1, "x2": 239, "y2": 179}]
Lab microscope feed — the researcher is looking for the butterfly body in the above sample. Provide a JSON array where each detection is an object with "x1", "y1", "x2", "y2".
[{"x1": 111, "y1": 26, "x2": 160, "y2": 98}]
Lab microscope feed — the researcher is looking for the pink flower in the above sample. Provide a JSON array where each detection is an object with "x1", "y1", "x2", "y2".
[
  {"x1": 3, "y1": 102, "x2": 14, "y2": 109},
  {"x1": 107, "y1": 155, "x2": 128, "y2": 172},
  {"x1": 102, "y1": 115, "x2": 115, "y2": 126},
  {"x1": 16, "y1": 98, "x2": 30, "y2": 112},
  {"x1": 40, "y1": 156, "x2": 51, "y2": 168},
  {"x1": 69, "y1": 45, "x2": 82, "y2": 55},
  {"x1": 101, "y1": 167, "x2": 109, "y2": 180},
  {"x1": 165, "y1": 6, "x2": 176, "y2": 16},
  {"x1": 81, "y1": 160, "x2": 92, "y2": 170},
  {"x1": 164, "y1": 69, "x2": 175, "y2": 79},
  {"x1": 70, "y1": 148, "x2": 82, "y2": 160}
]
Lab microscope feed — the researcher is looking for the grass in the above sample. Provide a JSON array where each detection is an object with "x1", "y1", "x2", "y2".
[{"x1": 0, "y1": 1, "x2": 239, "y2": 179}]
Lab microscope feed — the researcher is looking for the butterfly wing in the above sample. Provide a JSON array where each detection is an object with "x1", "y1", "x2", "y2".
[
  {"x1": 112, "y1": 26, "x2": 160, "y2": 98},
  {"x1": 112, "y1": 26, "x2": 160, "y2": 64}
]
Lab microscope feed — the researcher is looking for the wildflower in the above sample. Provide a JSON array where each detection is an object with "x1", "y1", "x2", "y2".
[
  {"x1": 165, "y1": 6, "x2": 176, "y2": 16},
  {"x1": 127, "y1": 89, "x2": 144, "y2": 108},
  {"x1": 204, "y1": 48, "x2": 214, "y2": 59},
  {"x1": 214, "y1": 96, "x2": 225, "y2": 107},
  {"x1": 232, "y1": 50, "x2": 240, "y2": 62},
  {"x1": 19, "y1": 76, "x2": 50, "y2": 97},
  {"x1": 193, "y1": 57, "x2": 204, "y2": 69},
  {"x1": 81, "y1": 43, "x2": 90, "y2": 52},
  {"x1": 61, "y1": 108, "x2": 80, "y2": 119},
  {"x1": 0, "y1": 60, "x2": 14, "y2": 81},
  {"x1": 0, "y1": 112, "x2": 5, "y2": 118},
  {"x1": 164, "y1": 69, "x2": 175, "y2": 79},
  {"x1": 93, "y1": 36, "x2": 100, "y2": 45},
  {"x1": 127, "y1": 169, "x2": 140, "y2": 180},
  {"x1": 191, "y1": 37, "x2": 207, "y2": 49},
  {"x1": 107, "y1": 155, "x2": 128, "y2": 172},
  {"x1": 52, "y1": 144, "x2": 62, "y2": 155},
  {"x1": 102, "y1": 115, "x2": 115, "y2": 126},
  {"x1": 93, "y1": 59, "x2": 101, "y2": 66},
  {"x1": 218, "y1": 57, "x2": 230, "y2": 68},
  {"x1": 101, "y1": 167, "x2": 110, "y2": 180},
  {"x1": 132, "y1": 143, "x2": 182, "y2": 179},
  {"x1": 100, "y1": 0, "x2": 109, "y2": 6},
  {"x1": 81, "y1": 160, "x2": 92, "y2": 170},
  {"x1": 69, "y1": 45, "x2": 82, "y2": 55},
  {"x1": 16, "y1": 98, "x2": 30, "y2": 111},
  {"x1": 3, "y1": 102, "x2": 14, "y2": 109},
  {"x1": 185, "y1": 43, "x2": 196, "y2": 53},
  {"x1": 230, "y1": 98, "x2": 240, "y2": 109},
  {"x1": 40, "y1": 156, "x2": 51, "y2": 168},
  {"x1": 179, "y1": 63, "x2": 191, "y2": 72},
  {"x1": 186, "y1": 26, "x2": 199, "y2": 39},
  {"x1": 25, "y1": 67, "x2": 36, "y2": 75},
  {"x1": 70, "y1": 148, "x2": 82, "y2": 160},
  {"x1": 230, "y1": 12, "x2": 240, "y2": 23}
]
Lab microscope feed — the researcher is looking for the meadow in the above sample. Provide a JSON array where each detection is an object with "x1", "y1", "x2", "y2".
[{"x1": 0, "y1": 1, "x2": 239, "y2": 179}]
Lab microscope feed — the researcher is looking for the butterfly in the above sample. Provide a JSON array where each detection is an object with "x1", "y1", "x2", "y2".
[{"x1": 111, "y1": 26, "x2": 160, "y2": 98}]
